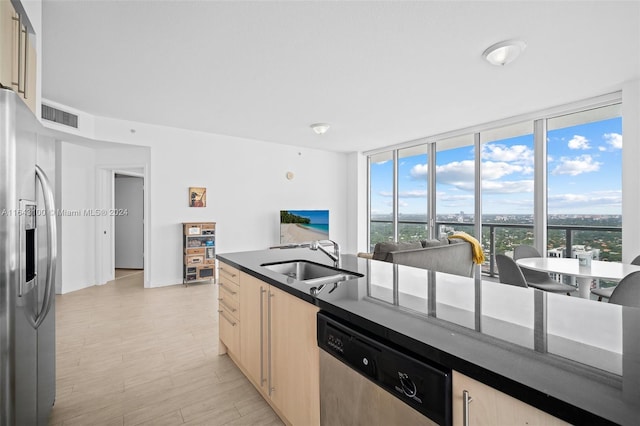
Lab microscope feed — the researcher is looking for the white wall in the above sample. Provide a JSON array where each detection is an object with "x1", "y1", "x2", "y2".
[
  {"x1": 53, "y1": 117, "x2": 350, "y2": 289},
  {"x1": 58, "y1": 142, "x2": 96, "y2": 293},
  {"x1": 346, "y1": 152, "x2": 368, "y2": 253},
  {"x1": 143, "y1": 132, "x2": 349, "y2": 287}
]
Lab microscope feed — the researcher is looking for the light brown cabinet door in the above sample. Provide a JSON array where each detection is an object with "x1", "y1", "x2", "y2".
[
  {"x1": 0, "y1": 2, "x2": 37, "y2": 116},
  {"x1": 218, "y1": 307, "x2": 239, "y2": 356},
  {"x1": 452, "y1": 371, "x2": 568, "y2": 426},
  {"x1": 269, "y1": 285, "x2": 320, "y2": 426},
  {"x1": 239, "y1": 272, "x2": 267, "y2": 391},
  {"x1": 0, "y1": 0, "x2": 16, "y2": 89}
]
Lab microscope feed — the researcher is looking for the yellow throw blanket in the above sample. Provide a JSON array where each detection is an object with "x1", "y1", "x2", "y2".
[{"x1": 449, "y1": 231, "x2": 485, "y2": 264}]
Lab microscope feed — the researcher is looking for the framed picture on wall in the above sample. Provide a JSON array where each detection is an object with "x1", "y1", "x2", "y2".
[{"x1": 189, "y1": 187, "x2": 206, "y2": 207}]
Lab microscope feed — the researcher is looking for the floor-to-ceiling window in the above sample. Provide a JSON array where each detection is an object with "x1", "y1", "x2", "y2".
[
  {"x1": 480, "y1": 122, "x2": 534, "y2": 272},
  {"x1": 398, "y1": 145, "x2": 429, "y2": 242},
  {"x1": 547, "y1": 104, "x2": 622, "y2": 261},
  {"x1": 369, "y1": 151, "x2": 394, "y2": 250},
  {"x1": 366, "y1": 95, "x2": 623, "y2": 274},
  {"x1": 435, "y1": 134, "x2": 476, "y2": 237}
]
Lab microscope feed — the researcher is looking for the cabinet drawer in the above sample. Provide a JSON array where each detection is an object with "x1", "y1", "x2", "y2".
[
  {"x1": 219, "y1": 279, "x2": 239, "y2": 302},
  {"x1": 186, "y1": 247, "x2": 205, "y2": 255},
  {"x1": 219, "y1": 309, "x2": 240, "y2": 356},
  {"x1": 196, "y1": 265, "x2": 215, "y2": 280},
  {"x1": 185, "y1": 255, "x2": 204, "y2": 265},
  {"x1": 219, "y1": 291, "x2": 239, "y2": 321},
  {"x1": 219, "y1": 262, "x2": 240, "y2": 285},
  {"x1": 184, "y1": 223, "x2": 202, "y2": 235}
]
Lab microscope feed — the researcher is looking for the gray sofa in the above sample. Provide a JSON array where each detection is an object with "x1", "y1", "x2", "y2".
[{"x1": 371, "y1": 238, "x2": 474, "y2": 277}]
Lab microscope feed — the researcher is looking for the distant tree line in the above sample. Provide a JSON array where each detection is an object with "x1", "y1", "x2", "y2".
[{"x1": 281, "y1": 211, "x2": 311, "y2": 224}]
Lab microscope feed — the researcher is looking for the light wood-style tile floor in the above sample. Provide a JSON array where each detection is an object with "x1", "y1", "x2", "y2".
[{"x1": 49, "y1": 271, "x2": 283, "y2": 426}]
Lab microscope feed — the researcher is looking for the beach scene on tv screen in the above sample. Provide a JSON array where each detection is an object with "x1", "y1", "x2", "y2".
[{"x1": 280, "y1": 210, "x2": 329, "y2": 244}]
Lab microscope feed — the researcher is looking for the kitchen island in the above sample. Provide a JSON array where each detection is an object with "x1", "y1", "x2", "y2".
[{"x1": 218, "y1": 248, "x2": 640, "y2": 425}]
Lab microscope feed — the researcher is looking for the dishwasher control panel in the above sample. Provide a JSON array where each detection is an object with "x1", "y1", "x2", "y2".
[{"x1": 318, "y1": 312, "x2": 452, "y2": 425}]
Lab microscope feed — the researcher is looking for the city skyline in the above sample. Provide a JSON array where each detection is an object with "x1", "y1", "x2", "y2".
[{"x1": 370, "y1": 117, "x2": 622, "y2": 216}]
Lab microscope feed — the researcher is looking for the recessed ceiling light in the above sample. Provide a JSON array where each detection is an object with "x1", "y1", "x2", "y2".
[
  {"x1": 310, "y1": 123, "x2": 330, "y2": 135},
  {"x1": 483, "y1": 40, "x2": 526, "y2": 66}
]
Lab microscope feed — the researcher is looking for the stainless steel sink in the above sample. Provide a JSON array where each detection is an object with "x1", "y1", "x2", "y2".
[{"x1": 260, "y1": 260, "x2": 363, "y2": 285}]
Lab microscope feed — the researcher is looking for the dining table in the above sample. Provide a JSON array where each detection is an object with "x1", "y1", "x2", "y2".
[{"x1": 515, "y1": 257, "x2": 640, "y2": 298}]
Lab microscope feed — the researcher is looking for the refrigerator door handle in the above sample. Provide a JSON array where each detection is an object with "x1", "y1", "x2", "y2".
[{"x1": 33, "y1": 165, "x2": 57, "y2": 329}]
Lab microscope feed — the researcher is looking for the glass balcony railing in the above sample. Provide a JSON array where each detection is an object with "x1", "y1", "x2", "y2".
[{"x1": 370, "y1": 220, "x2": 623, "y2": 278}]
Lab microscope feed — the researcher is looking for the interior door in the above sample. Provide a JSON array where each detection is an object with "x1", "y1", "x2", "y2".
[{"x1": 114, "y1": 174, "x2": 143, "y2": 269}]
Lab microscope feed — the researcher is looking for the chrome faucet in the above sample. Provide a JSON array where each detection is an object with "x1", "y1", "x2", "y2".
[{"x1": 310, "y1": 240, "x2": 341, "y2": 267}]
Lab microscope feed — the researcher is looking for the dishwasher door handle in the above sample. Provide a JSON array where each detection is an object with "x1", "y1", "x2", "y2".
[{"x1": 463, "y1": 389, "x2": 473, "y2": 426}]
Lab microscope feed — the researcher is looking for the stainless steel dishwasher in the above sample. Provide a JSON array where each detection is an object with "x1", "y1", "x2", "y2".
[{"x1": 317, "y1": 312, "x2": 452, "y2": 426}]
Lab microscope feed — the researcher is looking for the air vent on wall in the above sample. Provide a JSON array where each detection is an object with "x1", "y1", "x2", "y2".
[{"x1": 41, "y1": 104, "x2": 78, "y2": 128}]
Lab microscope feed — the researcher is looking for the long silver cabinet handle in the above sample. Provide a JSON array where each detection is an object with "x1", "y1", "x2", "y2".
[
  {"x1": 217, "y1": 298, "x2": 236, "y2": 312},
  {"x1": 260, "y1": 287, "x2": 266, "y2": 385},
  {"x1": 11, "y1": 14, "x2": 23, "y2": 92},
  {"x1": 218, "y1": 281, "x2": 237, "y2": 295},
  {"x1": 268, "y1": 290, "x2": 274, "y2": 395},
  {"x1": 219, "y1": 267, "x2": 237, "y2": 278},
  {"x1": 218, "y1": 310, "x2": 237, "y2": 326},
  {"x1": 463, "y1": 390, "x2": 473, "y2": 426},
  {"x1": 34, "y1": 165, "x2": 57, "y2": 329},
  {"x1": 23, "y1": 29, "x2": 28, "y2": 99}
]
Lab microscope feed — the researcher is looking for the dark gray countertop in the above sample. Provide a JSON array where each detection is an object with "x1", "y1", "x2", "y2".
[{"x1": 218, "y1": 248, "x2": 640, "y2": 425}]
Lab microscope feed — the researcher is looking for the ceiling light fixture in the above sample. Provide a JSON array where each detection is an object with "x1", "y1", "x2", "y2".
[
  {"x1": 310, "y1": 123, "x2": 330, "y2": 135},
  {"x1": 483, "y1": 40, "x2": 526, "y2": 66}
]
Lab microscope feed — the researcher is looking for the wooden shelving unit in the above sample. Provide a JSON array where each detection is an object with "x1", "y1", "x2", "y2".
[{"x1": 182, "y1": 222, "x2": 216, "y2": 285}]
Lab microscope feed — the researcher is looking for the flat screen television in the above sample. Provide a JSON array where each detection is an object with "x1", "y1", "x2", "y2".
[{"x1": 280, "y1": 210, "x2": 329, "y2": 244}]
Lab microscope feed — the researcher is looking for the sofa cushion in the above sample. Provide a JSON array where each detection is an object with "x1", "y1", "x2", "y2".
[
  {"x1": 373, "y1": 241, "x2": 423, "y2": 261},
  {"x1": 421, "y1": 238, "x2": 449, "y2": 248}
]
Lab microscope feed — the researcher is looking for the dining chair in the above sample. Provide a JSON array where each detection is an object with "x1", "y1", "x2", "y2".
[
  {"x1": 512, "y1": 246, "x2": 577, "y2": 295},
  {"x1": 495, "y1": 254, "x2": 528, "y2": 288},
  {"x1": 591, "y1": 254, "x2": 640, "y2": 301},
  {"x1": 608, "y1": 270, "x2": 640, "y2": 308}
]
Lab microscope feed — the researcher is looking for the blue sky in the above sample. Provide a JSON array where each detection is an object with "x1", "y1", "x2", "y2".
[{"x1": 370, "y1": 117, "x2": 622, "y2": 216}]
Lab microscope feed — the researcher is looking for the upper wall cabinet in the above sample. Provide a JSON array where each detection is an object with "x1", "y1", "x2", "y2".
[{"x1": 0, "y1": 0, "x2": 37, "y2": 115}]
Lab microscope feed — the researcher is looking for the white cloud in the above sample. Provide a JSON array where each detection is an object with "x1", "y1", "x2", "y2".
[
  {"x1": 548, "y1": 190, "x2": 621, "y2": 210},
  {"x1": 435, "y1": 160, "x2": 475, "y2": 191},
  {"x1": 551, "y1": 155, "x2": 601, "y2": 176},
  {"x1": 604, "y1": 132, "x2": 622, "y2": 149},
  {"x1": 481, "y1": 179, "x2": 534, "y2": 194},
  {"x1": 482, "y1": 161, "x2": 531, "y2": 180},
  {"x1": 568, "y1": 135, "x2": 591, "y2": 150},
  {"x1": 436, "y1": 160, "x2": 474, "y2": 180},
  {"x1": 598, "y1": 146, "x2": 607, "y2": 152},
  {"x1": 379, "y1": 190, "x2": 428, "y2": 198},
  {"x1": 438, "y1": 194, "x2": 474, "y2": 202},
  {"x1": 410, "y1": 163, "x2": 428, "y2": 179},
  {"x1": 435, "y1": 159, "x2": 532, "y2": 194},
  {"x1": 398, "y1": 190, "x2": 428, "y2": 198},
  {"x1": 481, "y1": 144, "x2": 533, "y2": 165}
]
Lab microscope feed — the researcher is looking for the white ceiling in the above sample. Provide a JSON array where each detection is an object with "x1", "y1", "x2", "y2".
[{"x1": 41, "y1": 1, "x2": 640, "y2": 153}]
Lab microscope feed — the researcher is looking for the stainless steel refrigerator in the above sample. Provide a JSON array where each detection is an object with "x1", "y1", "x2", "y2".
[{"x1": 1, "y1": 88, "x2": 57, "y2": 425}]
